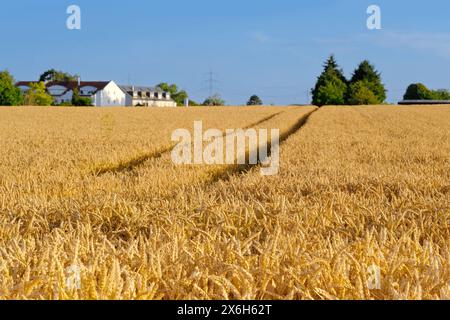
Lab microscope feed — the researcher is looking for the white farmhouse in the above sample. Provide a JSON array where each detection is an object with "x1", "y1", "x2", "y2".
[
  {"x1": 16, "y1": 80, "x2": 177, "y2": 107},
  {"x1": 119, "y1": 85, "x2": 177, "y2": 107},
  {"x1": 16, "y1": 80, "x2": 126, "y2": 107}
]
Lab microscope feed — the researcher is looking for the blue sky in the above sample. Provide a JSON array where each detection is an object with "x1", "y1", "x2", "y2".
[{"x1": 1, "y1": 0, "x2": 450, "y2": 104}]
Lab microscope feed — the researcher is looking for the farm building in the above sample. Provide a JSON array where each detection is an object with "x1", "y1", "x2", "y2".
[
  {"x1": 16, "y1": 80, "x2": 176, "y2": 107},
  {"x1": 119, "y1": 85, "x2": 177, "y2": 107},
  {"x1": 398, "y1": 100, "x2": 450, "y2": 105},
  {"x1": 16, "y1": 80, "x2": 126, "y2": 106}
]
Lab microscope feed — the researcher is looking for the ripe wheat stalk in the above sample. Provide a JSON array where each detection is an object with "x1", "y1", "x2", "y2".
[{"x1": 0, "y1": 105, "x2": 448, "y2": 300}]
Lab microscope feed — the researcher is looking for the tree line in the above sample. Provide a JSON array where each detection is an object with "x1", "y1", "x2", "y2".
[
  {"x1": 0, "y1": 69, "x2": 91, "y2": 106},
  {"x1": 403, "y1": 83, "x2": 450, "y2": 101},
  {"x1": 311, "y1": 55, "x2": 387, "y2": 106},
  {"x1": 0, "y1": 68, "x2": 228, "y2": 107},
  {"x1": 311, "y1": 55, "x2": 450, "y2": 106},
  {"x1": 1, "y1": 63, "x2": 450, "y2": 106}
]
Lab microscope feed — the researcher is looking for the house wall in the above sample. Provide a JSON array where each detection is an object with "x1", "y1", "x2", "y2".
[
  {"x1": 55, "y1": 91, "x2": 73, "y2": 104},
  {"x1": 95, "y1": 82, "x2": 127, "y2": 107},
  {"x1": 47, "y1": 85, "x2": 67, "y2": 96},
  {"x1": 125, "y1": 94, "x2": 133, "y2": 106},
  {"x1": 46, "y1": 85, "x2": 73, "y2": 104},
  {"x1": 17, "y1": 85, "x2": 30, "y2": 92},
  {"x1": 80, "y1": 86, "x2": 98, "y2": 96},
  {"x1": 128, "y1": 98, "x2": 177, "y2": 107},
  {"x1": 153, "y1": 100, "x2": 177, "y2": 107}
]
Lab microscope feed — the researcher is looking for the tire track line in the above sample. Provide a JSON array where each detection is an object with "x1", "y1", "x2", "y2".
[
  {"x1": 203, "y1": 108, "x2": 318, "y2": 185},
  {"x1": 91, "y1": 110, "x2": 287, "y2": 176}
]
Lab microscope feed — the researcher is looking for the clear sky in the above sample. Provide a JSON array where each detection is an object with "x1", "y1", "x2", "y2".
[{"x1": 1, "y1": 0, "x2": 450, "y2": 105}]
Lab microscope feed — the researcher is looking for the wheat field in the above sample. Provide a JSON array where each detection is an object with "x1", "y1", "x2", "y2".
[{"x1": 0, "y1": 105, "x2": 448, "y2": 300}]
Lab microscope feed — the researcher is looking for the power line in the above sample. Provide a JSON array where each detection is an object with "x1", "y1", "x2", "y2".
[{"x1": 203, "y1": 70, "x2": 219, "y2": 97}]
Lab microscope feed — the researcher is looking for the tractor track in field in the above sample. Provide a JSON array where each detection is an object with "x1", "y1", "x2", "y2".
[
  {"x1": 91, "y1": 110, "x2": 287, "y2": 176},
  {"x1": 203, "y1": 108, "x2": 318, "y2": 185}
]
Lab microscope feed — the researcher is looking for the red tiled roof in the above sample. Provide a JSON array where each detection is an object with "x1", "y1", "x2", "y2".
[
  {"x1": 16, "y1": 81, "x2": 37, "y2": 87},
  {"x1": 16, "y1": 81, "x2": 111, "y2": 97},
  {"x1": 16, "y1": 81, "x2": 110, "y2": 90}
]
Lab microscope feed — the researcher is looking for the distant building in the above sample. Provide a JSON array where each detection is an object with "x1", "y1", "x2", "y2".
[
  {"x1": 119, "y1": 85, "x2": 177, "y2": 107},
  {"x1": 398, "y1": 100, "x2": 450, "y2": 105},
  {"x1": 16, "y1": 80, "x2": 177, "y2": 107},
  {"x1": 16, "y1": 80, "x2": 126, "y2": 107}
]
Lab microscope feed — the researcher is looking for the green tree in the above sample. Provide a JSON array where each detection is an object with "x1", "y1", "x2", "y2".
[
  {"x1": 431, "y1": 89, "x2": 450, "y2": 100},
  {"x1": 156, "y1": 83, "x2": 189, "y2": 106},
  {"x1": 39, "y1": 69, "x2": 78, "y2": 83},
  {"x1": 348, "y1": 60, "x2": 386, "y2": 104},
  {"x1": 311, "y1": 55, "x2": 348, "y2": 106},
  {"x1": 72, "y1": 88, "x2": 92, "y2": 106},
  {"x1": 24, "y1": 82, "x2": 53, "y2": 106},
  {"x1": 156, "y1": 83, "x2": 178, "y2": 95},
  {"x1": 203, "y1": 94, "x2": 225, "y2": 106},
  {"x1": 403, "y1": 83, "x2": 450, "y2": 100},
  {"x1": 0, "y1": 70, "x2": 23, "y2": 106},
  {"x1": 174, "y1": 90, "x2": 189, "y2": 105},
  {"x1": 347, "y1": 80, "x2": 379, "y2": 105},
  {"x1": 315, "y1": 77, "x2": 347, "y2": 106},
  {"x1": 188, "y1": 100, "x2": 200, "y2": 106},
  {"x1": 247, "y1": 95, "x2": 263, "y2": 106},
  {"x1": 403, "y1": 83, "x2": 434, "y2": 100}
]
